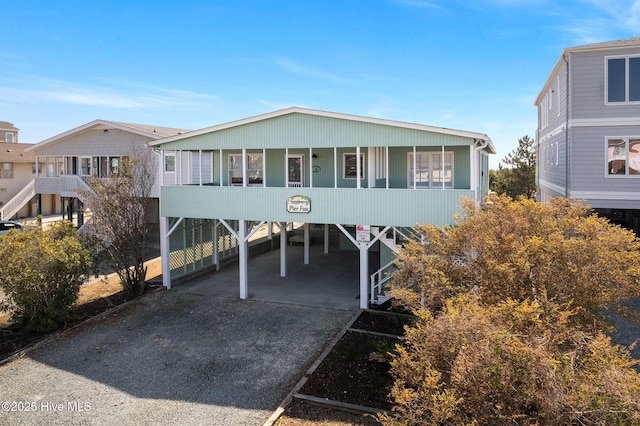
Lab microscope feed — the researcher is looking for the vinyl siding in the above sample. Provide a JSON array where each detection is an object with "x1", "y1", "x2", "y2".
[
  {"x1": 158, "y1": 113, "x2": 475, "y2": 151},
  {"x1": 161, "y1": 185, "x2": 475, "y2": 227},
  {"x1": 571, "y1": 48, "x2": 640, "y2": 120}
]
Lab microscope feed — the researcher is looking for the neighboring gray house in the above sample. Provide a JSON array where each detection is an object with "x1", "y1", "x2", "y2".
[{"x1": 535, "y1": 37, "x2": 640, "y2": 232}]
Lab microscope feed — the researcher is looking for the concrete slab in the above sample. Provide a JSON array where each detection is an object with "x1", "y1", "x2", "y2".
[
  {"x1": 0, "y1": 281, "x2": 355, "y2": 425},
  {"x1": 178, "y1": 234, "x2": 368, "y2": 311}
]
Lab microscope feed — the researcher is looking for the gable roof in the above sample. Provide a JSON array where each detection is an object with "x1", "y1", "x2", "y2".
[
  {"x1": 535, "y1": 36, "x2": 640, "y2": 105},
  {"x1": 0, "y1": 121, "x2": 18, "y2": 132},
  {"x1": 25, "y1": 119, "x2": 190, "y2": 152},
  {"x1": 149, "y1": 107, "x2": 495, "y2": 153}
]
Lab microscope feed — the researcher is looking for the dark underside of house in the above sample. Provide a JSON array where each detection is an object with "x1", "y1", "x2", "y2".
[{"x1": 594, "y1": 208, "x2": 640, "y2": 236}]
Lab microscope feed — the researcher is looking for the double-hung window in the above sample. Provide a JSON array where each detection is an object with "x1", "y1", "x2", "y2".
[
  {"x1": 0, "y1": 162, "x2": 12, "y2": 179},
  {"x1": 607, "y1": 138, "x2": 640, "y2": 175},
  {"x1": 606, "y1": 56, "x2": 640, "y2": 103}
]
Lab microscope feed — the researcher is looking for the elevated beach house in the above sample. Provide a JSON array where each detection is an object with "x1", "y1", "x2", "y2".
[
  {"x1": 150, "y1": 107, "x2": 495, "y2": 308},
  {"x1": 1, "y1": 120, "x2": 189, "y2": 226},
  {"x1": 535, "y1": 37, "x2": 640, "y2": 232}
]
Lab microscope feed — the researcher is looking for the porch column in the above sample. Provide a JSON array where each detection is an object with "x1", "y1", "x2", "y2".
[
  {"x1": 356, "y1": 146, "x2": 361, "y2": 189},
  {"x1": 278, "y1": 222, "x2": 288, "y2": 277},
  {"x1": 239, "y1": 219, "x2": 248, "y2": 298},
  {"x1": 336, "y1": 224, "x2": 391, "y2": 309},
  {"x1": 334, "y1": 147, "x2": 338, "y2": 188},
  {"x1": 242, "y1": 149, "x2": 247, "y2": 188},
  {"x1": 304, "y1": 222, "x2": 310, "y2": 265},
  {"x1": 213, "y1": 219, "x2": 220, "y2": 271},
  {"x1": 160, "y1": 216, "x2": 171, "y2": 289},
  {"x1": 77, "y1": 200, "x2": 84, "y2": 227},
  {"x1": 324, "y1": 223, "x2": 329, "y2": 254}
]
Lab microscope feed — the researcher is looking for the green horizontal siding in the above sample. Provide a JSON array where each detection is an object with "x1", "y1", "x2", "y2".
[
  {"x1": 158, "y1": 113, "x2": 475, "y2": 151},
  {"x1": 160, "y1": 186, "x2": 475, "y2": 227}
]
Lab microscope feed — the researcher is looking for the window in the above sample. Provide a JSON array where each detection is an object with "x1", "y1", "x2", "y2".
[
  {"x1": 408, "y1": 152, "x2": 454, "y2": 189},
  {"x1": 606, "y1": 56, "x2": 640, "y2": 103},
  {"x1": 32, "y1": 163, "x2": 42, "y2": 174},
  {"x1": 287, "y1": 155, "x2": 303, "y2": 187},
  {"x1": 5, "y1": 132, "x2": 13, "y2": 143},
  {"x1": 0, "y1": 162, "x2": 13, "y2": 179},
  {"x1": 607, "y1": 138, "x2": 640, "y2": 175},
  {"x1": 164, "y1": 154, "x2": 176, "y2": 172},
  {"x1": 229, "y1": 154, "x2": 263, "y2": 186},
  {"x1": 343, "y1": 153, "x2": 364, "y2": 179},
  {"x1": 80, "y1": 157, "x2": 92, "y2": 176}
]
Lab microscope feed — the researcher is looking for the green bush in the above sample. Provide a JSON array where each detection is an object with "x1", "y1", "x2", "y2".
[{"x1": 0, "y1": 221, "x2": 94, "y2": 333}]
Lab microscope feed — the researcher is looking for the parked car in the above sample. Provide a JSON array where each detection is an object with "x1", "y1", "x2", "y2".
[{"x1": 0, "y1": 221, "x2": 22, "y2": 236}]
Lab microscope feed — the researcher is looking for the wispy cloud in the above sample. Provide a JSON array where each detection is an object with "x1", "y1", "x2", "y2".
[
  {"x1": 395, "y1": 0, "x2": 443, "y2": 9},
  {"x1": 553, "y1": 1, "x2": 640, "y2": 44},
  {"x1": 273, "y1": 57, "x2": 358, "y2": 85},
  {"x1": 0, "y1": 76, "x2": 220, "y2": 110}
]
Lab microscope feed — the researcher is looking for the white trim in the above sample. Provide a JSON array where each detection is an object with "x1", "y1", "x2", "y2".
[
  {"x1": 571, "y1": 117, "x2": 640, "y2": 127},
  {"x1": 26, "y1": 119, "x2": 187, "y2": 152},
  {"x1": 570, "y1": 190, "x2": 640, "y2": 201},
  {"x1": 538, "y1": 179, "x2": 566, "y2": 195},
  {"x1": 604, "y1": 54, "x2": 640, "y2": 105},
  {"x1": 538, "y1": 123, "x2": 566, "y2": 143}
]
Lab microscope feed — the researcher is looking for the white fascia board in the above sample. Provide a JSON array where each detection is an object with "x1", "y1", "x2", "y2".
[
  {"x1": 25, "y1": 119, "x2": 164, "y2": 152},
  {"x1": 149, "y1": 106, "x2": 495, "y2": 153}
]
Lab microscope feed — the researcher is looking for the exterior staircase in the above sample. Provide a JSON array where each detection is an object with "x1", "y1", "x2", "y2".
[{"x1": 0, "y1": 179, "x2": 35, "y2": 220}]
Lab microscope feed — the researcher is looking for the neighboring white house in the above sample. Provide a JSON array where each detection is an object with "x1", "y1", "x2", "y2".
[
  {"x1": 1, "y1": 120, "x2": 189, "y2": 225},
  {"x1": 0, "y1": 122, "x2": 39, "y2": 220},
  {"x1": 535, "y1": 37, "x2": 640, "y2": 233}
]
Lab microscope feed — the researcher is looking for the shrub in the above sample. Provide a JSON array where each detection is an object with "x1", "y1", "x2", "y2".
[
  {"x1": 391, "y1": 195, "x2": 640, "y2": 329},
  {"x1": 381, "y1": 296, "x2": 640, "y2": 425},
  {"x1": 0, "y1": 221, "x2": 94, "y2": 333}
]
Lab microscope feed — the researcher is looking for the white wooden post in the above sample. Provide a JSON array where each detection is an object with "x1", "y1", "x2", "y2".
[
  {"x1": 160, "y1": 216, "x2": 171, "y2": 289},
  {"x1": 239, "y1": 219, "x2": 248, "y2": 299},
  {"x1": 278, "y1": 222, "x2": 287, "y2": 277},
  {"x1": 359, "y1": 246, "x2": 368, "y2": 309},
  {"x1": 213, "y1": 219, "x2": 220, "y2": 271}
]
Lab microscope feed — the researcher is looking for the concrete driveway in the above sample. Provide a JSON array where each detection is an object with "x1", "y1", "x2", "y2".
[{"x1": 0, "y1": 277, "x2": 356, "y2": 425}]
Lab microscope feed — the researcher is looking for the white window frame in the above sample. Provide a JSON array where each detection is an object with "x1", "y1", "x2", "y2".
[
  {"x1": 605, "y1": 55, "x2": 640, "y2": 104},
  {"x1": 80, "y1": 156, "x2": 92, "y2": 176},
  {"x1": 407, "y1": 151, "x2": 454, "y2": 189},
  {"x1": 229, "y1": 153, "x2": 264, "y2": 186},
  {"x1": 164, "y1": 153, "x2": 176, "y2": 173},
  {"x1": 606, "y1": 136, "x2": 640, "y2": 177},
  {"x1": 287, "y1": 154, "x2": 304, "y2": 187},
  {"x1": 5, "y1": 132, "x2": 13, "y2": 143}
]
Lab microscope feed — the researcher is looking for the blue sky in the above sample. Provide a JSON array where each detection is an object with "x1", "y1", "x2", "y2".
[{"x1": 3, "y1": 0, "x2": 640, "y2": 167}]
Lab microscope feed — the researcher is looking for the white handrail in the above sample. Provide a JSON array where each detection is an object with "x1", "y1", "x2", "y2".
[
  {"x1": 0, "y1": 179, "x2": 35, "y2": 220},
  {"x1": 369, "y1": 260, "x2": 396, "y2": 304}
]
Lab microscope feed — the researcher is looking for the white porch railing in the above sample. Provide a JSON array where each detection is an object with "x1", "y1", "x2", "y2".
[
  {"x1": 1, "y1": 179, "x2": 35, "y2": 220},
  {"x1": 61, "y1": 175, "x2": 94, "y2": 201},
  {"x1": 370, "y1": 260, "x2": 396, "y2": 305}
]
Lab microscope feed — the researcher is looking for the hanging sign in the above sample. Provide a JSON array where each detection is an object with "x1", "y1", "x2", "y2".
[
  {"x1": 356, "y1": 224, "x2": 370, "y2": 243},
  {"x1": 286, "y1": 195, "x2": 311, "y2": 213}
]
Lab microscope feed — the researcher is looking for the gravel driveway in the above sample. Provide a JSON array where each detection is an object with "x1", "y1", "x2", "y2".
[{"x1": 0, "y1": 286, "x2": 355, "y2": 425}]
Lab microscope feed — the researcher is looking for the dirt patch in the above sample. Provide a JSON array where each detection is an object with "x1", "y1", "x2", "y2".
[
  {"x1": 275, "y1": 398, "x2": 380, "y2": 426},
  {"x1": 276, "y1": 309, "x2": 413, "y2": 425}
]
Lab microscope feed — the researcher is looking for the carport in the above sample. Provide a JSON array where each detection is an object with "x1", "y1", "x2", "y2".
[{"x1": 169, "y1": 224, "x2": 380, "y2": 311}]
